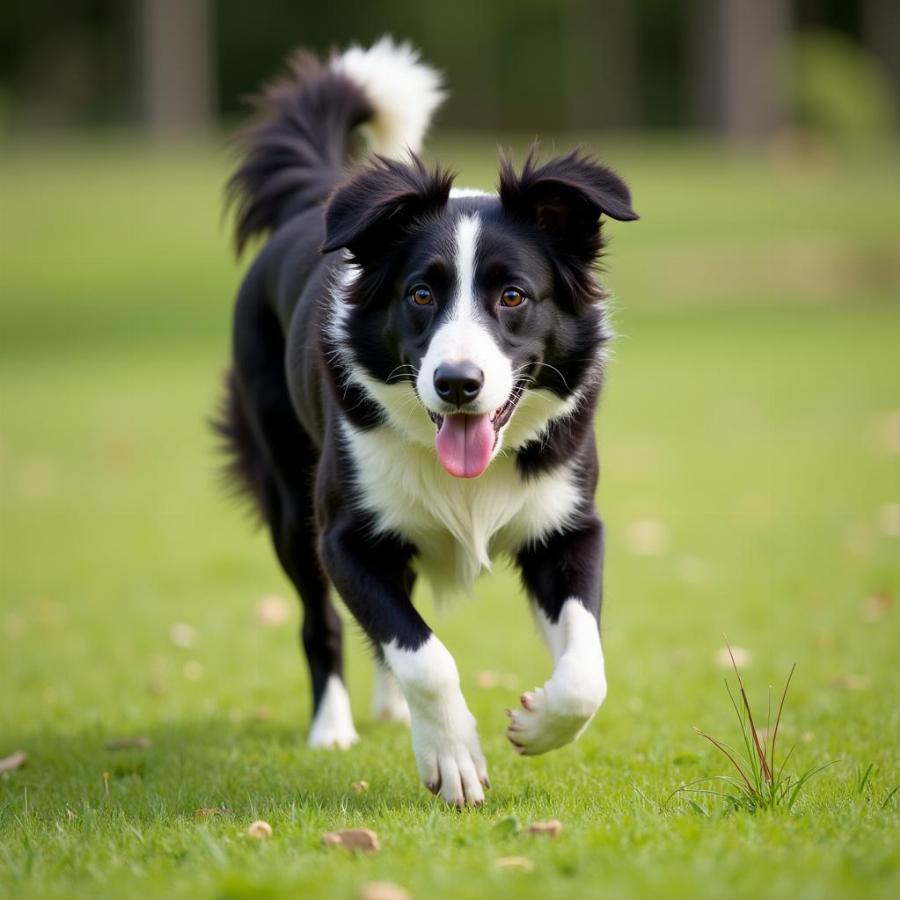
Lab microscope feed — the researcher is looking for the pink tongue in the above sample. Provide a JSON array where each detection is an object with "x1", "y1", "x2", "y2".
[{"x1": 435, "y1": 413, "x2": 495, "y2": 478}]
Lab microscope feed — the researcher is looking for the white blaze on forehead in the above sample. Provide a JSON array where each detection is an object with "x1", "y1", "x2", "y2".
[
  {"x1": 418, "y1": 214, "x2": 514, "y2": 415},
  {"x1": 452, "y1": 213, "x2": 480, "y2": 325}
]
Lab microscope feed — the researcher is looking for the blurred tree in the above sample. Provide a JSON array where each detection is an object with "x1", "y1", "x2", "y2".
[
  {"x1": 0, "y1": 0, "x2": 895, "y2": 139},
  {"x1": 137, "y1": 0, "x2": 216, "y2": 134},
  {"x1": 688, "y1": 0, "x2": 790, "y2": 138},
  {"x1": 861, "y1": 0, "x2": 900, "y2": 124}
]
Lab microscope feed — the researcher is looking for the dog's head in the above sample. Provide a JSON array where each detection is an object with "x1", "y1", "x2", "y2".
[{"x1": 322, "y1": 151, "x2": 637, "y2": 478}]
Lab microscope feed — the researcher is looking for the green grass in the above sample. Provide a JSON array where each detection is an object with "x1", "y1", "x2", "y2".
[{"x1": 1, "y1": 133, "x2": 899, "y2": 899}]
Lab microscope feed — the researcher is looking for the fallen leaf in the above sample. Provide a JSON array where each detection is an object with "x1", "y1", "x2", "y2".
[
  {"x1": 321, "y1": 828, "x2": 380, "y2": 853},
  {"x1": 714, "y1": 646, "x2": 752, "y2": 670},
  {"x1": 193, "y1": 806, "x2": 233, "y2": 820},
  {"x1": 527, "y1": 819, "x2": 562, "y2": 838},
  {"x1": 359, "y1": 883, "x2": 411, "y2": 900},
  {"x1": 255, "y1": 594, "x2": 291, "y2": 627},
  {"x1": 351, "y1": 780, "x2": 369, "y2": 794},
  {"x1": 246, "y1": 820, "x2": 272, "y2": 839},
  {"x1": 105, "y1": 736, "x2": 151, "y2": 751},
  {"x1": 0, "y1": 751, "x2": 27, "y2": 773},
  {"x1": 169, "y1": 623, "x2": 196, "y2": 648},
  {"x1": 495, "y1": 856, "x2": 534, "y2": 871}
]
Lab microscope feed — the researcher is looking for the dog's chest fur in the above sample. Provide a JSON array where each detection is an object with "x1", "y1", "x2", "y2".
[{"x1": 341, "y1": 422, "x2": 581, "y2": 597}]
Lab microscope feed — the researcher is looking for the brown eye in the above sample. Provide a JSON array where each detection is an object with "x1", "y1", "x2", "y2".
[
  {"x1": 410, "y1": 286, "x2": 434, "y2": 306},
  {"x1": 500, "y1": 287, "x2": 526, "y2": 308}
]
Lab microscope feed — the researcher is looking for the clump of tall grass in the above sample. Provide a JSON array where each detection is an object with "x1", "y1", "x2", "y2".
[{"x1": 682, "y1": 647, "x2": 833, "y2": 813}]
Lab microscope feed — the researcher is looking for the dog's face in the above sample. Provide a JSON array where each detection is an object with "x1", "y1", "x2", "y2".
[{"x1": 323, "y1": 153, "x2": 637, "y2": 478}]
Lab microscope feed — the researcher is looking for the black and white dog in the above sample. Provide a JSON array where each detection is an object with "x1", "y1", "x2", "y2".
[{"x1": 219, "y1": 39, "x2": 637, "y2": 806}]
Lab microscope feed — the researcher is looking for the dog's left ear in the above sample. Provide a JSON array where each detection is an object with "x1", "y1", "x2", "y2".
[{"x1": 499, "y1": 150, "x2": 638, "y2": 260}]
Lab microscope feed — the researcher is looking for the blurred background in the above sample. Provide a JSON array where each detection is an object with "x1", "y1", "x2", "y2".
[
  {"x1": 1, "y1": 0, "x2": 899, "y2": 139},
  {"x1": 1, "y1": 0, "x2": 898, "y2": 822}
]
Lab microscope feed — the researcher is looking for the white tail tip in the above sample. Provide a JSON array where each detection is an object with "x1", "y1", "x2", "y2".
[{"x1": 332, "y1": 36, "x2": 445, "y2": 159}]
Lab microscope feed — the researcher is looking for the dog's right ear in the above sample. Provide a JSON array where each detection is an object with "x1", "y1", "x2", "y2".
[{"x1": 322, "y1": 156, "x2": 453, "y2": 263}]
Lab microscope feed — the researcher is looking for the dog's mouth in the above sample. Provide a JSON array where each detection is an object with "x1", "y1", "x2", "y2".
[{"x1": 427, "y1": 387, "x2": 524, "y2": 479}]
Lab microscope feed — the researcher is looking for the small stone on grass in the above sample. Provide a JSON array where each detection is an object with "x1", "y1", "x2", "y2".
[
  {"x1": 322, "y1": 828, "x2": 380, "y2": 853},
  {"x1": 359, "y1": 882, "x2": 411, "y2": 900},
  {"x1": 0, "y1": 751, "x2": 27, "y2": 773},
  {"x1": 246, "y1": 820, "x2": 273, "y2": 839},
  {"x1": 527, "y1": 819, "x2": 563, "y2": 838}
]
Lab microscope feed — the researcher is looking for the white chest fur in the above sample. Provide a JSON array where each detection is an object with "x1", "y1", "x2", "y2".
[{"x1": 340, "y1": 421, "x2": 581, "y2": 598}]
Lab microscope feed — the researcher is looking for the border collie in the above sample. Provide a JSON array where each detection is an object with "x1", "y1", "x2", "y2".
[{"x1": 219, "y1": 38, "x2": 637, "y2": 807}]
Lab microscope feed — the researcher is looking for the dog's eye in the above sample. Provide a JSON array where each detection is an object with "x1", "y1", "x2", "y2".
[
  {"x1": 500, "y1": 287, "x2": 526, "y2": 308},
  {"x1": 409, "y1": 286, "x2": 434, "y2": 306}
]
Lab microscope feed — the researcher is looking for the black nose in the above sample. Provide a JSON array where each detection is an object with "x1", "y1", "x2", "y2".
[{"x1": 434, "y1": 362, "x2": 484, "y2": 407}]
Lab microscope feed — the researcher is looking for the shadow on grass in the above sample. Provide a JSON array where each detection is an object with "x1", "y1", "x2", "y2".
[{"x1": 2, "y1": 716, "x2": 424, "y2": 823}]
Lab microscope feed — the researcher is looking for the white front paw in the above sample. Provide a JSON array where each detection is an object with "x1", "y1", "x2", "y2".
[
  {"x1": 506, "y1": 655, "x2": 606, "y2": 756},
  {"x1": 411, "y1": 704, "x2": 489, "y2": 807}
]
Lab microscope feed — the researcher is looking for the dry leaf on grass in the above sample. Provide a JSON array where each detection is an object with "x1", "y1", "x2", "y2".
[
  {"x1": 105, "y1": 736, "x2": 151, "y2": 751},
  {"x1": 495, "y1": 856, "x2": 534, "y2": 871},
  {"x1": 351, "y1": 780, "x2": 369, "y2": 794},
  {"x1": 527, "y1": 819, "x2": 562, "y2": 838},
  {"x1": 246, "y1": 820, "x2": 273, "y2": 839},
  {"x1": 193, "y1": 807, "x2": 233, "y2": 820},
  {"x1": 0, "y1": 751, "x2": 27, "y2": 773},
  {"x1": 322, "y1": 828, "x2": 380, "y2": 853},
  {"x1": 359, "y1": 883, "x2": 411, "y2": 900}
]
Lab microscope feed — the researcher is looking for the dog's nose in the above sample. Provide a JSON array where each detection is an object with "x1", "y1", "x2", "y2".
[{"x1": 434, "y1": 362, "x2": 484, "y2": 407}]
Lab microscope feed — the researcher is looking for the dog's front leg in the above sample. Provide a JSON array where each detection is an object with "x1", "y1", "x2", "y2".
[
  {"x1": 508, "y1": 515, "x2": 608, "y2": 755},
  {"x1": 319, "y1": 513, "x2": 488, "y2": 806}
]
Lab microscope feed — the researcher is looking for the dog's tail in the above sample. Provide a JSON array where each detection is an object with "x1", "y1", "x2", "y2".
[{"x1": 228, "y1": 37, "x2": 444, "y2": 255}]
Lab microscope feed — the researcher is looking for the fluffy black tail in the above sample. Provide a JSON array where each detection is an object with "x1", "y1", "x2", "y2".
[{"x1": 226, "y1": 38, "x2": 444, "y2": 255}]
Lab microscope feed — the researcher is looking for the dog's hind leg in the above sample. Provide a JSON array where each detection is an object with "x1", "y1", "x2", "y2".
[{"x1": 227, "y1": 288, "x2": 357, "y2": 749}]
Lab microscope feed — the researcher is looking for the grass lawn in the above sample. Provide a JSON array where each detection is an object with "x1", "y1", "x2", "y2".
[{"x1": 1, "y1": 134, "x2": 899, "y2": 899}]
